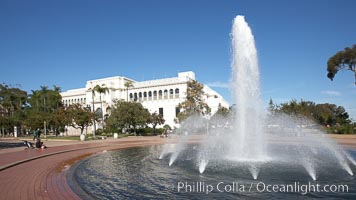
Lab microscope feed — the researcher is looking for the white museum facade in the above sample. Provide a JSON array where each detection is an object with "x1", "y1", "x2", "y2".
[{"x1": 60, "y1": 71, "x2": 228, "y2": 134}]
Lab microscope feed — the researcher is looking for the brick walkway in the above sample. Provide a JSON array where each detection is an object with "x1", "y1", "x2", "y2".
[
  {"x1": 0, "y1": 135, "x2": 355, "y2": 200},
  {"x1": 0, "y1": 136, "x2": 168, "y2": 200}
]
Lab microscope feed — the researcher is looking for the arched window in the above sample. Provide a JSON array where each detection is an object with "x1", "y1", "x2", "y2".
[
  {"x1": 175, "y1": 88, "x2": 179, "y2": 98},
  {"x1": 153, "y1": 91, "x2": 157, "y2": 100},
  {"x1": 164, "y1": 89, "x2": 168, "y2": 99},
  {"x1": 148, "y1": 91, "x2": 152, "y2": 100},
  {"x1": 143, "y1": 92, "x2": 147, "y2": 100},
  {"x1": 129, "y1": 93, "x2": 133, "y2": 100},
  {"x1": 96, "y1": 108, "x2": 103, "y2": 119},
  {"x1": 169, "y1": 89, "x2": 174, "y2": 98},
  {"x1": 139, "y1": 92, "x2": 142, "y2": 100},
  {"x1": 158, "y1": 90, "x2": 163, "y2": 99},
  {"x1": 134, "y1": 93, "x2": 138, "y2": 101}
]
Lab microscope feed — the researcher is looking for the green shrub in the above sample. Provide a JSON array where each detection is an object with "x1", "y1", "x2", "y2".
[
  {"x1": 95, "y1": 128, "x2": 104, "y2": 135},
  {"x1": 327, "y1": 124, "x2": 355, "y2": 134}
]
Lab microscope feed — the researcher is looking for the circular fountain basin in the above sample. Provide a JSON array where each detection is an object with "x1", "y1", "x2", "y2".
[{"x1": 68, "y1": 145, "x2": 356, "y2": 199}]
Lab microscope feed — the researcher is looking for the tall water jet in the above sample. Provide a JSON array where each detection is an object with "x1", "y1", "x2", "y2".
[{"x1": 230, "y1": 15, "x2": 265, "y2": 159}]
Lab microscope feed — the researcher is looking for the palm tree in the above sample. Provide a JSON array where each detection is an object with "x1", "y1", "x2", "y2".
[
  {"x1": 87, "y1": 86, "x2": 96, "y2": 138},
  {"x1": 53, "y1": 85, "x2": 61, "y2": 93},
  {"x1": 124, "y1": 81, "x2": 134, "y2": 101},
  {"x1": 93, "y1": 84, "x2": 109, "y2": 121}
]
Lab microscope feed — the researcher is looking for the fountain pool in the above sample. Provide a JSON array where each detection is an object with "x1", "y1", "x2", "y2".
[{"x1": 68, "y1": 145, "x2": 356, "y2": 199}]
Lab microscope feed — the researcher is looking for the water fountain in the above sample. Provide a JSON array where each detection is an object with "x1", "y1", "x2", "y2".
[
  {"x1": 68, "y1": 16, "x2": 356, "y2": 199},
  {"x1": 161, "y1": 15, "x2": 355, "y2": 180}
]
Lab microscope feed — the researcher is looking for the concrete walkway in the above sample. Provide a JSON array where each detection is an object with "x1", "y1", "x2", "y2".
[{"x1": 0, "y1": 134, "x2": 355, "y2": 200}]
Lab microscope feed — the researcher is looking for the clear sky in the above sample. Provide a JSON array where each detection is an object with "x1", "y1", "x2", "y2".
[{"x1": 1, "y1": 0, "x2": 355, "y2": 120}]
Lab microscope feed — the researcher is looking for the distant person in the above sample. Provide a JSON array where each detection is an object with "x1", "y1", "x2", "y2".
[
  {"x1": 37, "y1": 128, "x2": 41, "y2": 139},
  {"x1": 35, "y1": 139, "x2": 46, "y2": 149},
  {"x1": 33, "y1": 129, "x2": 38, "y2": 141}
]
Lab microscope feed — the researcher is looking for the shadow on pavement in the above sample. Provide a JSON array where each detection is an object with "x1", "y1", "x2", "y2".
[{"x1": 0, "y1": 141, "x2": 25, "y2": 149}]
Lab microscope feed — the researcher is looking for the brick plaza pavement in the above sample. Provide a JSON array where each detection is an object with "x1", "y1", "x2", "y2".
[{"x1": 0, "y1": 136, "x2": 168, "y2": 200}]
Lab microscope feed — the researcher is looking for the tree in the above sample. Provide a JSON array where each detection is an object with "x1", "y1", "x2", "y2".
[
  {"x1": 0, "y1": 84, "x2": 28, "y2": 135},
  {"x1": 176, "y1": 80, "x2": 211, "y2": 123},
  {"x1": 66, "y1": 104, "x2": 94, "y2": 135},
  {"x1": 268, "y1": 99, "x2": 276, "y2": 114},
  {"x1": 124, "y1": 81, "x2": 134, "y2": 101},
  {"x1": 27, "y1": 85, "x2": 63, "y2": 133},
  {"x1": 87, "y1": 86, "x2": 97, "y2": 137},
  {"x1": 327, "y1": 44, "x2": 356, "y2": 85},
  {"x1": 210, "y1": 104, "x2": 230, "y2": 128},
  {"x1": 272, "y1": 99, "x2": 351, "y2": 127},
  {"x1": 106, "y1": 100, "x2": 150, "y2": 134},
  {"x1": 215, "y1": 104, "x2": 230, "y2": 117},
  {"x1": 0, "y1": 84, "x2": 27, "y2": 117},
  {"x1": 0, "y1": 114, "x2": 12, "y2": 136},
  {"x1": 52, "y1": 107, "x2": 71, "y2": 134},
  {"x1": 23, "y1": 110, "x2": 48, "y2": 130},
  {"x1": 93, "y1": 84, "x2": 109, "y2": 121},
  {"x1": 149, "y1": 112, "x2": 165, "y2": 135}
]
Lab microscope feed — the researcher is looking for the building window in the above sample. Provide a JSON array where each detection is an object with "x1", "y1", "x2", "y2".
[
  {"x1": 175, "y1": 88, "x2": 179, "y2": 98},
  {"x1": 143, "y1": 92, "x2": 147, "y2": 100},
  {"x1": 139, "y1": 92, "x2": 142, "y2": 100},
  {"x1": 153, "y1": 91, "x2": 157, "y2": 100},
  {"x1": 134, "y1": 93, "x2": 138, "y2": 101},
  {"x1": 169, "y1": 89, "x2": 174, "y2": 99},
  {"x1": 159, "y1": 107, "x2": 164, "y2": 117},
  {"x1": 96, "y1": 108, "x2": 103, "y2": 119},
  {"x1": 164, "y1": 89, "x2": 168, "y2": 99},
  {"x1": 148, "y1": 91, "x2": 152, "y2": 100},
  {"x1": 158, "y1": 90, "x2": 163, "y2": 99},
  {"x1": 129, "y1": 93, "x2": 133, "y2": 100}
]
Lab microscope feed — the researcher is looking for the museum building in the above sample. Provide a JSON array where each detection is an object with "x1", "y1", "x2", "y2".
[{"x1": 60, "y1": 71, "x2": 228, "y2": 134}]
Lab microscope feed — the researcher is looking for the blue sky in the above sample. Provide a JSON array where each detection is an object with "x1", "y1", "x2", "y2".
[{"x1": 0, "y1": 0, "x2": 355, "y2": 120}]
